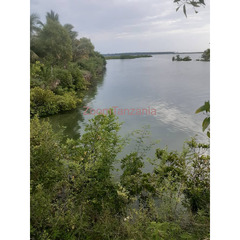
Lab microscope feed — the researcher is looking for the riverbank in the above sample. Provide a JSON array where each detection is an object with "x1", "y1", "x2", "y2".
[
  {"x1": 30, "y1": 14, "x2": 107, "y2": 118},
  {"x1": 30, "y1": 64, "x2": 106, "y2": 117}
]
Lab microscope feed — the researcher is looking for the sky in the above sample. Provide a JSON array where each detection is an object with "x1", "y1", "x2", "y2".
[{"x1": 30, "y1": 0, "x2": 210, "y2": 54}]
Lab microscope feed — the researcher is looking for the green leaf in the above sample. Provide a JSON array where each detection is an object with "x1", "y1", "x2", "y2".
[
  {"x1": 207, "y1": 131, "x2": 210, "y2": 138},
  {"x1": 199, "y1": 0, "x2": 205, "y2": 5},
  {"x1": 202, "y1": 117, "x2": 210, "y2": 132},
  {"x1": 190, "y1": 1, "x2": 200, "y2": 7},
  {"x1": 195, "y1": 101, "x2": 210, "y2": 113},
  {"x1": 183, "y1": 4, "x2": 187, "y2": 17},
  {"x1": 176, "y1": 6, "x2": 180, "y2": 12}
]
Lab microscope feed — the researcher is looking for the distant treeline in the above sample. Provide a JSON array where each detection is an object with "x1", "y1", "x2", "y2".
[
  {"x1": 172, "y1": 49, "x2": 210, "y2": 62},
  {"x1": 103, "y1": 51, "x2": 202, "y2": 57},
  {"x1": 105, "y1": 54, "x2": 152, "y2": 60}
]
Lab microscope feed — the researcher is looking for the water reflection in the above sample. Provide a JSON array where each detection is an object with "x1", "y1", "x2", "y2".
[
  {"x1": 48, "y1": 54, "x2": 209, "y2": 151},
  {"x1": 151, "y1": 100, "x2": 202, "y2": 133},
  {"x1": 47, "y1": 73, "x2": 106, "y2": 140}
]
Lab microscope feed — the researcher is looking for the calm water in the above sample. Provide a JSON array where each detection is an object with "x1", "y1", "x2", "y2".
[{"x1": 48, "y1": 54, "x2": 209, "y2": 159}]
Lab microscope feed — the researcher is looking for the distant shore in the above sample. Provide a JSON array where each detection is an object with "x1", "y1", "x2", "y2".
[
  {"x1": 103, "y1": 51, "x2": 203, "y2": 58},
  {"x1": 105, "y1": 54, "x2": 152, "y2": 60}
]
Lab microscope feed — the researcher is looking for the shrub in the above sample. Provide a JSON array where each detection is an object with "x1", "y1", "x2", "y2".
[
  {"x1": 30, "y1": 113, "x2": 210, "y2": 239},
  {"x1": 77, "y1": 52, "x2": 106, "y2": 79},
  {"x1": 68, "y1": 63, "x2": 88, "y2": 90},
  {"x1": 30, "y1": 87, "x2": 59, "y2": 116},
  {"x1": 56, "y1": 92, "x2": 81, "y2": 111},
  {"x1": 54, "y1": 68, "x2": 73, "y2": 89},
  {"x1": 30, "y1": 61, "x2": 44, "y2": 79},
  {"x1": 30, "y1": 78, "x2": 43, "y2": 88},
  {"x1": 30, "y1": 87, "x2": 81, "y2": 117}
]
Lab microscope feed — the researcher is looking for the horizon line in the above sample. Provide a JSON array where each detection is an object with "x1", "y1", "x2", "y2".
[{"x1": 102, "y1": 51, "x2": 203, "y2": 56}]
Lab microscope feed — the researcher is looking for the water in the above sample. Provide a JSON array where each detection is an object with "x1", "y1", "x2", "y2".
[{"x1": 48, "y1": 54, "x2": 210, "y2": 157}]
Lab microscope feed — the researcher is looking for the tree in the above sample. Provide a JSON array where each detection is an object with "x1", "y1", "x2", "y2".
[
  {"x1": 46, "y1": 10, "x2": 59, "y2": 23},
  {"x1": 73, "y1": 37, "x2": 95, "y2": 61},
  {"x1": 201, "y1": 48, "x2": 210, "y2": 61},
  {"x1": 30, "y1": 13, "x2": 43, "y2": 38},
  {"x1": 30, "y1": 14, "x2": 43, "y2": 62},
  {"x1": 36, "y1": 19, "x2": 72, "y2": 65},
  {"x1": 64, "y1": 24, "x2": 78, "y2": 41}
]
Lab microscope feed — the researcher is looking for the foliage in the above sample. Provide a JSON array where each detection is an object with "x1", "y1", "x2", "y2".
[
  {"x1": 30, "y1": 111, "x2": 210, "y2": 239},
  {"x1": 184, "y1": 138, "x2": 210, "y2": 214},
  {"x1": 174, "y1": 0, "x2": 206, "y2": 17},
  {"x1": 30, "y1": 61, "x2": 44, "y2": 79},
  {"x1": 30, "y1": 11, "x2": 106, "y2": 117},
  {"x1": 72, "y1": 37, "x2": 95, "y2": 61},
  {"x1": 31, "y1": 113, "x2": 126, "y2": 239},
  {"x1": 30, "y1": 87, "x2": 60, "y2": 116},
  {"x1": 35, "y1": 19, "x2": 72, "y2": 65},
  {"x1": 58, "y1": 92, "x2": 81, "y2": 111},
  {"x1": 77, "y1": 51, "x2": 106, "y2": 78},
  {"x1": 64, "y1": 24, "x2": 78, "y2": 41},
  {"x1": 68, "y1": 63, "x2": 88, "y2": 90},
  {"x1": 53, "y1": 68, "x2": 73, "y2": 89},
  {"x1": 30, "y1": 87, "x2": 80, "y2": 117},
  {"x1": 201, "y1": 48, "x2": 210, "y2": 61},
  {"x1": 30, "y1": 13, "x2": 43, "y2": 38},
  {"x1": 172, "y1": 55, "x2": 192, "y2": 61},
  {"x1": 30, "y1": 8, "x2": 210, "y2": 240},
  {"x1": 46, "y1": 10, "x2": 59, "y2": 23},
  {"x1": 195, "y1": 101, "x2": 210, "y2": 137}
]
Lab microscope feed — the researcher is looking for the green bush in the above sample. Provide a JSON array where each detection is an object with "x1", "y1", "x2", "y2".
[
  {"x1": 30, "y1": 78, "x2": 43, "y2": 88},
  {"x1": 30, "y1": 113, "x2": 210, "y2": 240},
  {"x1": 54, "y1": 68, "x2": 73, "y2": 89},
  {"x1": 56, "y1": 92, "x2": 81, "y2": 111},
  {"x1": 31, "y1": 114, "x2": 126, "y2": 240},
  {"x1": 30, "y1": 61, "x2": 44, "y2": 79},
  {"x1": 30, "y1": 87, "x2": 59, "y2": 116},
  {"x1": 68, "y1": 63, "x2": 88, "y2": 90},
  {"x1": 78, "y1": 52, "x2": 106, "y2": 79},
  {"x1": 30, "y1": 87, "x2": 81, "y2": 117}
]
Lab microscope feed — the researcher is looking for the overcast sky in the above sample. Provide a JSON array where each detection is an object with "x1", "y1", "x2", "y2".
[{"x1": 30, "y1": 0, "x2": 209, "y2": 54}]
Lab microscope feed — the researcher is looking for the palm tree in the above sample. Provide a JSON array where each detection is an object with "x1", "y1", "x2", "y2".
[
  {"x1": 64, "y1": 24, "x2": 78, "y2": 40},
  {"x1": 30, "y1": 13, "x2": 43, "y2": 37},
  {"x1": 46, "y1": 10, "x2": 59, "y2": 23}
]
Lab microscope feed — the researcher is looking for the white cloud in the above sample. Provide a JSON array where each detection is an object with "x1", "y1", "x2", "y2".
[{"x1": 30, "y1": 0, "x2": 210, "y2": 53}]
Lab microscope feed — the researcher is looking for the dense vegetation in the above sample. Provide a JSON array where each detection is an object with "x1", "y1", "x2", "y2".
[
  {"x1": 30, "y1": 7, "x2": 210, "y2": 240},
  {"x1": 31, "y1": 110, "x2": 210, "y2": 240},
  {"x1": 172, "y1": 55, "x2": 192, "y2": 61},
  {"x1": 105, "y1": 54, "x2": 152, "y2": 60},
  {"x1": 30, "y1": 11, "x2": 106, "y2": 117}
]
